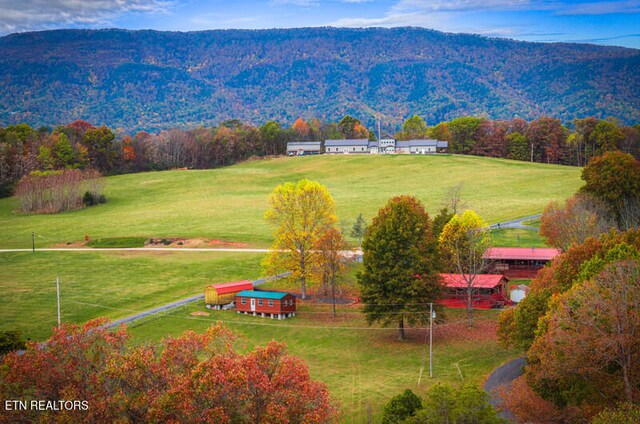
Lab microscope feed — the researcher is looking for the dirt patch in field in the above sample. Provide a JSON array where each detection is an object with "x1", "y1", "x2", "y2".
[
  {"x1": 191, "y1": 311, "x2": 211, "y2": 317},
  {"x1": 145, "y1": 238, "x2": 249, "y2": 248},
  {"x1": 55, "y1": 241, "x2": 88, "y2": 247}
]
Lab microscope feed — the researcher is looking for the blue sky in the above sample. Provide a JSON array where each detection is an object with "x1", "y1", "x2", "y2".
[{"x1": 1, "y1": 0, "x2": 639, "y2": 48}]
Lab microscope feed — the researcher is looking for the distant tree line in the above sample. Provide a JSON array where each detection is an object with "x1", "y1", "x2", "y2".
[{"x1": 2, "y1": 115, "x2": 638, "y2": 197}]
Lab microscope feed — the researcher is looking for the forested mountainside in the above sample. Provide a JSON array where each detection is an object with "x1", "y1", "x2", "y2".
[{"x1": 1, "y1": 27, "x2": 639, "y2": 132}]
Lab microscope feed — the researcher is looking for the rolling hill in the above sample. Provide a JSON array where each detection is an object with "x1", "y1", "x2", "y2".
[
  {"x1": 1, "y1": 27, "x2": 639, "y2": 132},
  {"x1": 0, "y1": 154, "x2": 582, "y2": 249}
]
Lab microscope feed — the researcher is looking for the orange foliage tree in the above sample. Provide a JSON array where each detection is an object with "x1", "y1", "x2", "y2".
[
  {"x1": 526, "y1": 260, "x2": 640, "y2": 408},
  {"x1": 0, "y1": 319, "x2": 338, "y2": 424},
  {"x1": 292, "y1": 117, "x2": 310, "y2": 141}
]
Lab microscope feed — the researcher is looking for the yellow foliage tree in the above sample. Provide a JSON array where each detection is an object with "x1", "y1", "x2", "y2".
[
  {"x1": 438, "y1": 210, "x2": 492, "y2": 326},
  {"x1": 263, "y1": 179, "x2": 337, "y2": 299}
]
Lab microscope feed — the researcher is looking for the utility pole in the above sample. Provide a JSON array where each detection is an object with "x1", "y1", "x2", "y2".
[
  {"x1": 32, "y1": 232, "x2": 35, "y2": 253},
  {"x1": 429, "y1": 302, "x2": 435, "y2": 378},
  {"x1": 56, "y1": 276, "x2": 61, "y2": 327},
  {"x1": 530, "y1": 142, "x2": 534, "y2": 163}
]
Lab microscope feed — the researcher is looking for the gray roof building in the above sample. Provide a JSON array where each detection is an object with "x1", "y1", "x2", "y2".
[{"x1": 324, "y1": 139, "x2": 369, "y2": 154}]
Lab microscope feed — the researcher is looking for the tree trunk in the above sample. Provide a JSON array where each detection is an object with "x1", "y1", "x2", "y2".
[
  {"x1": 398, "y1": 319, "x2": 405, "y2": 340},
  {"x1": 300, "y1": 252, "x2": 306, "y2": 300},
  {"x1": 622, "y1": 355, "x2": 633, "y2": 402},
  {"x1": 467, "y1": 287, "x2": 474, "y2": 327},
  {"x1": 330, "y1": 273, "x2": 336, "y2": 319}
]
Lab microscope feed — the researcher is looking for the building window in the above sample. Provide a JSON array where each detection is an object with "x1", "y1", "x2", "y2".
[
  {"x1": 258, "y1": 299, "x2": 263, "y2": 306},
  {"x1": 241, "y1": 298, "x2": 246, "y2": 305},
  {"x1": 268, "y1": 300, "x2": 274, "y2": 307}
]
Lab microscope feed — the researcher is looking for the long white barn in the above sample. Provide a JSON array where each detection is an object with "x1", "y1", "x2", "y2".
[{"x1": 287, "y1": 138, "x2": 448, "y2": 155}]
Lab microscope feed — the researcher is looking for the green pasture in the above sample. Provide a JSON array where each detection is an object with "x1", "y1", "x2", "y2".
[
  {"x1": 0, "y1": 251, "x2": 263, "y2": 340},
  {"x1": 0, "y1": 155, "x2": 581, "y2": 248},
  {"x1": 490, "y1": 227, "x2": 548, "y2": 248},
  {"x1": 128, "y1": 303, "x2": 518, "y2": 423}
]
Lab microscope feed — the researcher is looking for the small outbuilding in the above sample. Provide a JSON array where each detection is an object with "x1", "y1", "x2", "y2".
[
  {"x1": 236, "y1": 290, "x2": 296, "y2": 319},
  {"x1": 205, "y1": 280, "x2": 254, "y2": 309},
  {"x1": 439, "y1": 273, "x2": 512, "y2": 309},
  {"x1": 484, "y1": 247, "x2": 561, "y2": 278}
]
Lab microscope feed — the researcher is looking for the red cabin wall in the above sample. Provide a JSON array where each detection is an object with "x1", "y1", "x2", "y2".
[{"x1": 236, "y1": 294, "x2": 296, "y2": 314}]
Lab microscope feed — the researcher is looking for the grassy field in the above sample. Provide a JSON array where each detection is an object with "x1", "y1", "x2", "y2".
[
  {"x1": 0, "y1": 155, "x2": 571, "y2": 420},
  {"x1": 490, "y1": 227, "x2": 548, "y2": 248},
  {"x1": 0, "y1": 155, "x2": 581, "y2": 248},
  {"x1": 127, "y1": 302, "x2": 519, "y2": 423},
  {"x1": 0, "y1": 251, "x2": 263, "y2": 340}
]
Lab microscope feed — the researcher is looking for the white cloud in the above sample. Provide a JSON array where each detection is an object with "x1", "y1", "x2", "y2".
[
  {"x1": 554, "y1": 0, "x2": 640, "y2": 15},
  {"x1": 0, "y1": 0, "x2": 174, "y2": 33}
]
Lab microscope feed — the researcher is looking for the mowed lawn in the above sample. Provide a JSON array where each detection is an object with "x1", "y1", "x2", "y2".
[
  {"x1": 0, "y1": 251, "x2": 263, "y2": 340},
  {"x1": 0, "y1": 154, "x2": 581, "y2": 248},
  {"x1": 128, "y1": 303, "x2": 518, "y2": 423}
]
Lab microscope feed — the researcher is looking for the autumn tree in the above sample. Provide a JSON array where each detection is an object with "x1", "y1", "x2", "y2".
[
  {"x1": 526, "y1": 259, "x2": 640, "y2": 410},
  {"x1": 498, "y1": 229, "x2": 640, "y2": 350},
  {"x1": 338, "y1": 115, "x2": 368, "y2": 139},
  {"x1": 263, "y1": 179, "x2": 337, "y2": 299},
  {"x1": 292, "y1": 117, "x2": 310, "y2": 141},
  {"x1": 580, "y1": 151, "x2": 640, "y2": 229},
  {"x1": 526, "y1": 117, "x2": 568, "y2": 164},
  {"x1": 540, "y1": 194, "x2": 614, "y2": 250},
  {"x1": 0, "y1": 319, "x2": 338, "y2": 423},
  {"x1": 312, "y1": 227, "x2": 350, "y2": 317},
  {"x1": 358, "y1": 195, "x2": 442, "y2": 340},
  {"x1": 82, "y1": 125, "x2": 116, "y2": 171},
  {"x1": 439, "y1": 210, "x2": 492, "y2": 326}
]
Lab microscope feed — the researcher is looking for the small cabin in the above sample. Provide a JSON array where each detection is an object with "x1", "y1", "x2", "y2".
[
  {"x1": 205, "y1": 280, "x2": 254, "y2": 309},
  {"x1": 235, "y1": 290, "x2": 296, "y2": 319},
  {"x1": 439, "y1": 273, "x2": 512, "y2": 309},
  {"x1": 484, "y1": 247, "x2": 561, "y2": 278}
]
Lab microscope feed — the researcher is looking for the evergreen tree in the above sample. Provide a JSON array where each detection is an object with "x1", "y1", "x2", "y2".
[{"x1": 350, "y1": 213, "x2": 367, "y2": 244}]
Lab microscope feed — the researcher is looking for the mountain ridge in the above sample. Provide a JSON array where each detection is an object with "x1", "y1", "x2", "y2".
[{"x1": 1, "y1": 27, "x2": 639, "y2": 132}]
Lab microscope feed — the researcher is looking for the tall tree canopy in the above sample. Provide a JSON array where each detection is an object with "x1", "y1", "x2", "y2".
[
  {"x1": 438, "y1": 210, "x2": 492, "y2": 326},
  {"x1": 580, "y1": 151, "x2": 640, "y2": 229},
  {"x1": 400, "y1": 115, "x2": 429, "y2": 140},
  {"x1": 0, "y1": 319, "x2": 338, "y2": 423},
  {"x1": 358, "y1": 195, "x2": 442, "y2": 340},
  {"x1": 526, "y1": 259, "x2": 640, "y2": 409},
  {"x1": 263, "y1": 179, "x2": 337, "y2": 299}
]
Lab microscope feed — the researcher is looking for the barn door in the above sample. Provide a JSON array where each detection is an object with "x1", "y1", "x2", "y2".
[{"x1": 250, "y1": 298, "x2": 256, "y2": 312}]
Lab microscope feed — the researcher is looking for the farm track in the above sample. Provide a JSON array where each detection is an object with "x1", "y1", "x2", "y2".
[
  {"x1": 102, "y1": 273, "x2": 291, "y2": 330},
  {"x1": 0, "y1": 215, "x2": 540, "y2": 254}
]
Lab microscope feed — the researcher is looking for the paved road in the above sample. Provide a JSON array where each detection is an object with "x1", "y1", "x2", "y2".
[
  {"x1": 489, "y1": 214, "x2": 542, "y2": 230},
  {"x1": 0, "y1": 247, "x2": 272, "y2": 253},
  {"x1": 484, "y1": 356, "x2": 526, "y2": 421}
]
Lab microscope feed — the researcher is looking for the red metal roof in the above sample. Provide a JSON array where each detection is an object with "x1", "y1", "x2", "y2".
[
  {"x1": 208, "y1": 280, "x2": 254, "y2": 294},
  {"x1": 484, "y1": 247, "x2": 561, "y2": 261},
  {"x1": 440, "y1": 273, "x2": 508, "y2": 289}
]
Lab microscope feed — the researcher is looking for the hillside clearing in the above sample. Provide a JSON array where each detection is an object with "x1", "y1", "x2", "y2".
[{"x1": 0, "y1": 155, "x2": 581, "y2": 248}]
